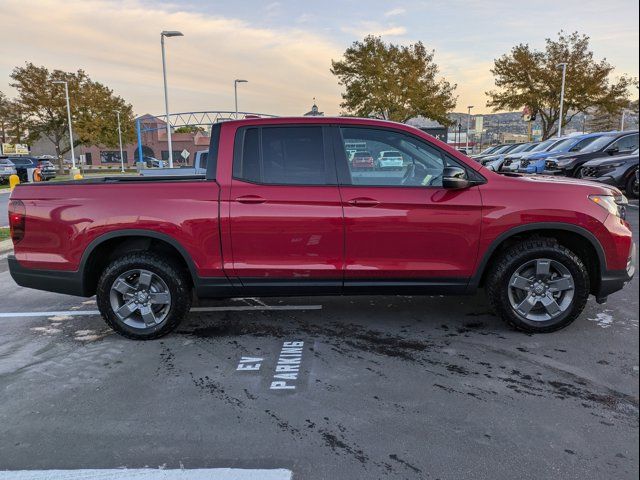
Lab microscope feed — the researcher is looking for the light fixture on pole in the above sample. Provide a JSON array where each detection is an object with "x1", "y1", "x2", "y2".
[
  {"x1": 161, "y1": 30, "x2": 184, "y2": 168},
  {"x1": 52, "y1": 80, "x2": 77, "y2": 173},
  {"x1": 466, "y1": 106, "x2": 474, "y2": 154},
  {"x1": 557, "y1": 62, "x2": 568, "y2": 138},
  {"x1": 234, "y1": 79, "x2": 248, "y2": 119},
  {"x1": 115, "y1": 111, "x2": 125, "y2": 173}
]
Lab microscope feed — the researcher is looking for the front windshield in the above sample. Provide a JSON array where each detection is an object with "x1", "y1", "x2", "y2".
[
  {"x1": 480, "y1": 146, "x2": 499, "y2": 155},
  {"x1": 580, "y1": 135, "x2": 616, "y2": 153},
  {"x1": 548, "y1": 137, "x2": 579, "y2": 152},
  {"x1": 529, "y1": 138, "x2": 559, "y2": 152},
  {"x1": 508, "y1": 143, "x2": 530, "y2": 154}
]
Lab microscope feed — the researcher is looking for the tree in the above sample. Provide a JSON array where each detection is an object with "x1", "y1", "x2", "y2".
[
  {"x1": 0, "y1": 92, "x2": 30, "y2": 145},
  {"x1": 487, "y1": 32, "x2": 634, "y2": 139},
  {"x1": 331, "y1": 36, "x2": 456, "y2": 124},
  {"x1": 9, "y1": 63, "x2": 136, "y2": 166},
  {"x1": 174, "y1": 125, "x2": 205, "y2": 134}
]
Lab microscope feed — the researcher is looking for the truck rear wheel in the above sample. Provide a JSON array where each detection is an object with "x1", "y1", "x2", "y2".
[
  {"x1": 485, "y1": 238, "x2": 590, "y2": 333},
  {"x1": 96, "y1": 252, "x2": 192, "y2": 340}
]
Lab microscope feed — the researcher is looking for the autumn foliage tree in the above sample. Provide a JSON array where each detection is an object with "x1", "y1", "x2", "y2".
[
  {"x1": 8, "y1": 63, "x2": 136, "y2": 165},
  {"x1": 331, "y1": 36, "x2": 456, "y2": 124},
  {"x1": 487, "y1": 32, "x2": 634, "y2": 139}
]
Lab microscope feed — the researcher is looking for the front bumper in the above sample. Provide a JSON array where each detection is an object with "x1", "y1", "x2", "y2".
[{"x1": 597, "y1": 242, "x2": 636, "y2": 300}]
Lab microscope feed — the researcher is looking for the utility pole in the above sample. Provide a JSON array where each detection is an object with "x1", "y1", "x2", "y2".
[
  {"x1": 52, "y1": 80, "x2": 78, "y2": 175},
  {"x1": 115, "y1": 111, "x2": 125, "y2": 173},
  {"x1": 466, "y1": 106, "x2": 474, "y2": 153},
  {"x1": 161, "y1": 30, "x2": 184, "y2": 168},
  {"x1": 234, "y1": 79, "x2": 248, "y2": 119},
  {"x1": 557, "y1": 62, "x2": 568, "y2": 138}
]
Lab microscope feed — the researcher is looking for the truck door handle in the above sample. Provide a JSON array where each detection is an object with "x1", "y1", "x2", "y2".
[
  {"x1": 347, "y1": 197, "x2": 379, "y2": 207},
  {"x1": 235, "y1": 195, "x2": 266, "y2": 204}
]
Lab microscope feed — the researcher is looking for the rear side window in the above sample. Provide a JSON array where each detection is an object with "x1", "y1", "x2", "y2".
[{"x1": 234, "y1": 126, "x2": 330, "y2": 185}]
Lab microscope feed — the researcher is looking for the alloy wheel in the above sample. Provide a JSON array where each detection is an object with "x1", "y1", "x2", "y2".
[
  {"x1": 109, "y1": 269, "x2": 172, "y2": 329},
  {"x1": 507, "y1": 258, "x2": 575, "y2": 322}
]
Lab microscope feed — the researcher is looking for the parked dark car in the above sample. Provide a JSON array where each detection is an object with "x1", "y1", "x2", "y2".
[
  {"x1": 37, "y1": 159, "x2": 57, "y2": 180},
  {"x1": 580, "y1": 149, "x2": 639, "y2": 198},
  {"x1": 6, "y1": 157, "x2": 56, "y2": 182},
  {"x1": 545, "y1": 131, "x2": 639, "y2": 177}
]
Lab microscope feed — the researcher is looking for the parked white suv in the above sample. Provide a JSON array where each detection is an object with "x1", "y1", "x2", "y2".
[{"x1": 376, "y1": 150, "x2": 404, "y2": 170}]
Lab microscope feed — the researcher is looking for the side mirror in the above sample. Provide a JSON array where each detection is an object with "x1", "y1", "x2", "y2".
[
  {"x1": 606, "y1": 146, "x2": 619, "y2": 155},
  {"x1": 442, "y1": 166, "x2": 471, "y2": 189}
]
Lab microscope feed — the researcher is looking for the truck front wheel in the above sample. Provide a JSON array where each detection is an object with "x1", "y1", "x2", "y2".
[
  {"x1": 486, "y1": 238, "x2": 590, "y2": 333},
  {"x1": 96, "y1": 252, "x2": 192, "y2": 340}
]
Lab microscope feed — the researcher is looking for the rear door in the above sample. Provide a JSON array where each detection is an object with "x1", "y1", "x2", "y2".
[
  {"x1": 227, "y1": 125, "x2": 344, "y2": 293},
  {"x1": 333, "y1": 126, "x2": 483, "y2": 291}
]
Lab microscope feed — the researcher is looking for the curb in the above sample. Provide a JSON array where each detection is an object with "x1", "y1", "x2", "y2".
[
  {"x1": 0, "y1": 239, "x2": 13, "y2": 254},
  {"x1": 0, "y1": 189, "x2": 11, "y2": 195}
]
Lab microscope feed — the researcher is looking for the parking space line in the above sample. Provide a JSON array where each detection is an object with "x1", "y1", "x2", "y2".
[
  {"x1": 0, "y1": 468, "x2": 292, "y2": 479},
  {"x1": 0, "y1": 305, "x2": 323, "y2": 318}
]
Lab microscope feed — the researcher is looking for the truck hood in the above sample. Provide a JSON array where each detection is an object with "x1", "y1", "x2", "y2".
[
  {"x1": 582, "y1": 153, "x2": 639, "y2": 167},
  {"x1": 508, "y1": 173, "x2": 623, "y2": 196}
]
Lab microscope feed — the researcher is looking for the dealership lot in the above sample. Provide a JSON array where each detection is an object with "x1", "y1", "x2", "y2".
[{"x1": 0, "y1": 209, "x2": 637, "y2": 479}]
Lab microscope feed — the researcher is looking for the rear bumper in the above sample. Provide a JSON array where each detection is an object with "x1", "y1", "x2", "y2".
[
  {"x1": 8, "y1": 255, "x2": 87, "y2": 297},
  {"x1": 597, "y1": 242, "x2": 636, "y2": 299}
]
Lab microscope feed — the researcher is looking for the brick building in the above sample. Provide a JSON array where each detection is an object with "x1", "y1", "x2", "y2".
[{"x1": 77, "y1": 114, "x2": 211, "y2": 167}]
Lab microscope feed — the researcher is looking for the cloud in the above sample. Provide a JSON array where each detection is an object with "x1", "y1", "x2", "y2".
[
  {"x1": 384, "y1": 7, "x2": 406, "y2": 17},
  {"x1": 0, "y1": 0, "x2": 344, "y2": 116}
]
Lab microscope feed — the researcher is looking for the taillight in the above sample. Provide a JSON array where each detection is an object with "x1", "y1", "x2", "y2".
[{"x1": 8, "y1": 200, "x2": 26, "y2": 244}]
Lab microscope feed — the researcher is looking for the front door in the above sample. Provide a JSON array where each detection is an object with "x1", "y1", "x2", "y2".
[
  {"x1": 227, "y1": 125, "x2": 344, "y2": 293},
  {"x1": 334, "y1": 126, "x2": 483, "y2": 291}
]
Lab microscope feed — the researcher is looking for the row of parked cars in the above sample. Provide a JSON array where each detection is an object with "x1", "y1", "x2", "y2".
[
  {"x1": 0, "y1": 156, "x2": 58, "y2": 183},
  {"x1": 470, "y1": 130, "x2": 639, "y2": 198}
]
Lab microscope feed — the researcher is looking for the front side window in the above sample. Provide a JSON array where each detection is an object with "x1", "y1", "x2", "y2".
[
  {"x1": 612, "y1": 134, "x2": 639, "y2": 152},
  {"x1": 234, "y1": 126, "x2": 329, "y2": 185},
  {"x1": 339, "y1": 127, "x2": 458, "y2": 187}
]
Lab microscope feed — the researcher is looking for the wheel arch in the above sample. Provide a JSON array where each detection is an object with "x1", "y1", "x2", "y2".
[
  {"x1": 470, "y1": 222, "x2": 606, "y2": 294},
  {"x1": 80, "y1": 230, "x2": 197, "y2": 296}
]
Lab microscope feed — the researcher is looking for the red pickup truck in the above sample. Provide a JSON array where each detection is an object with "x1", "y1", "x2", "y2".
[{"x1": 8, "y1": 117, "x2": 636, "y2": 339}]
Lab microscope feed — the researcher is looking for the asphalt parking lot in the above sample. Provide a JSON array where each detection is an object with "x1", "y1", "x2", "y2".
[{"x1": 0, "y1": 207, "x2": 638, "y2": 480}]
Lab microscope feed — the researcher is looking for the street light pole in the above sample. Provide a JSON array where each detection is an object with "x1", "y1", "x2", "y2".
[
  {"x1": 161, "y1": 30, "x2": 183, "y2": 168},
  {"x1": 466, "y1": 106, "x2": 474, "y2": 153},
  {"x1": 557, "y1": 62, "x2": 568, "y2": 138},
  {"x1": 234, "y1": 79, "x2": 248, "y2": 119},
  {"x1": 621, "y1": 109, "x2": 627, "y2": 131},
  {"x1": 52, "y1": 80, "x2": 76, "y2": 172},
  {"x1": 115, "y1": 111, "x2": 125, "y2": 173}
]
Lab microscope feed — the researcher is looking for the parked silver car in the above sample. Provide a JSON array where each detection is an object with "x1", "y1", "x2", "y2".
[{"x1": 0, "y1": 158, "x2": 17, "y2": 183}]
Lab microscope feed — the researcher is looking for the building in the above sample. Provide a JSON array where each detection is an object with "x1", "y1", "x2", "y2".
[
  {"x1": 77, "y1": 114, "x2": 211, "y2": 167},
  {"x1": 303, "y1": 102, "x2": 324, "y2": 117}
]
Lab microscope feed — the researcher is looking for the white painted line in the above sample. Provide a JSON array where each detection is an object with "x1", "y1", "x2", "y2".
[
  {"x1": 0, "y1": 305, "x2": 322, "y2": 318},
  {"x1": 0, "y1": 468, "x2": 292, "y2": 480}
]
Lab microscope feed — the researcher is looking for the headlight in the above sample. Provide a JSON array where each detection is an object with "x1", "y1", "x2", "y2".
[
  {"x1": 557, "y1": 157, "x2": 577, "y2": 167},
  {"x1": 589, "y1": 194, "x2": 628, "y2": 218}
]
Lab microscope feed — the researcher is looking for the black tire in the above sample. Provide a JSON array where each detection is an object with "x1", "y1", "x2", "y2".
[
  {"x1": 626, "y1": 171, "x2": 639, "y2": 199},
  {"x1": 485, "y1": 238, "x2": 590, "y2": 333},
  {"x1": 96, "y1": 252, "x2": 192, "y2": 340}
]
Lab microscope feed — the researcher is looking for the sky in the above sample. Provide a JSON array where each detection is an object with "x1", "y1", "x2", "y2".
[{"x1": 1, "y1": 0, "x2": 638, "y2": 117}]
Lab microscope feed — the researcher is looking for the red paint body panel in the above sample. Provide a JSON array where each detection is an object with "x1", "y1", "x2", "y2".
[{"x1": 9, "y1": 117, "x2": 634, "y2": 293}]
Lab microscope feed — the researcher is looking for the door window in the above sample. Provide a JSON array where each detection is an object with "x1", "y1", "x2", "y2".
[
  {"x1": 233, "y1": 126, "x2": 331, "y2": 185},
  {"x1": 611, "y1": 134, "x2": 639, "y2": 153},
  {"x1": 338, "y1": 127, "x2": 458, "y2": 187}
]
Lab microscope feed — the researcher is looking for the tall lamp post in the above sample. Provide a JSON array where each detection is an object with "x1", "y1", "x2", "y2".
[
  {"x1": 115, "y1": 111, "x2": 125, "y2": 173},
  {"x1": 557, "y1": 62, "x2": 568, "y2": 138},
  {"x1": 466, "y1": 105, "x2": 474, "y2": 154},
  {"x1": 52, "y1": 80, "x2": 78, "y2": 174},
  {"x1": 161, "y1": 30, "x2": 183, "y2": 168},
  {"x1": 234, "y1": 79, "x2": 248, "y2": 119}
]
